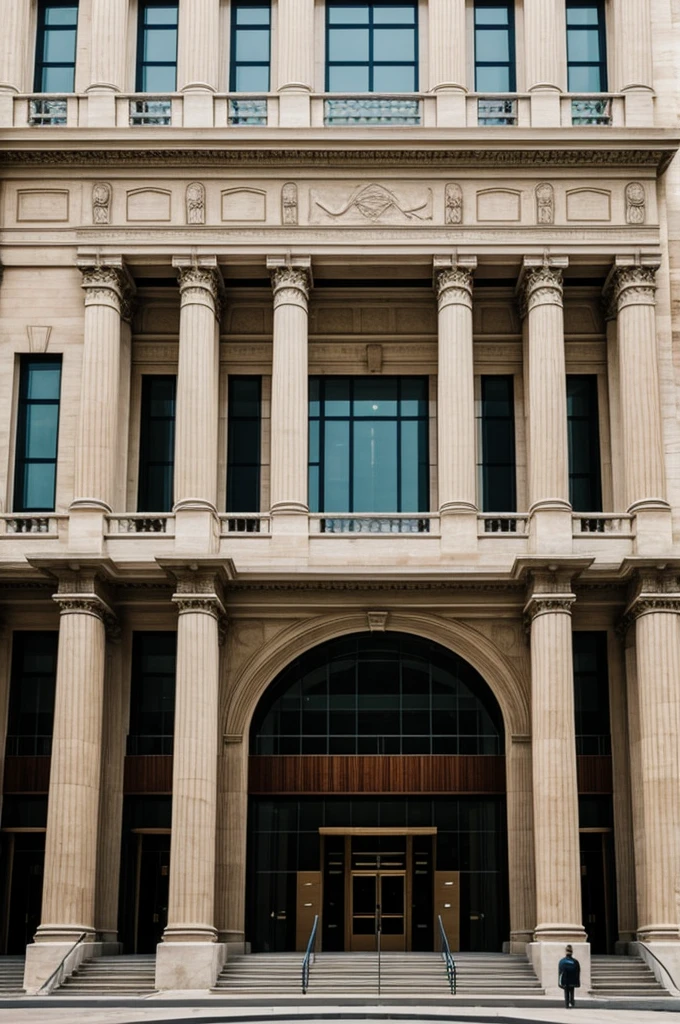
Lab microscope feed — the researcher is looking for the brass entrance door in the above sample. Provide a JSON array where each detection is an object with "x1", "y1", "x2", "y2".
[{"x1": 350, "y1": 871, "x2": 406, "y2": 951}]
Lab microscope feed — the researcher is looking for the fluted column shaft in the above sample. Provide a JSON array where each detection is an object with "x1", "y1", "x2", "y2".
[
  {"x1": 277, "y1": 0, "x2": 314, "y2": 89},
  {"x1": 178, "y1": 0, "x2": 219, "y2": 90},
  {"x1": 268, "y1": 260, "x2": 312, "y2": 515},
  {"x1": 521, "y1": 262, "x2": 570, "y2": 512},
  {"x1": 164, "y1": 583, "x2": 223, "y2": 941},
  {"x1": 506, "y1": 736, "x2": 536, "y2": 949},
  {"x1": 523, "y1": 0, "x2": 561, "y2": 90},
  {"x1": 37, "y1": 589, "x2": 110, "y2": 939},
  {"x1": 625, "y1": 575, "x2": 680, "y2": 941},
  {"x1": 428, "y1": 0, "x2": 465, "y2": 90},
  {"x1": 89, "y1": 0, "x2": 129, "y2": 91},
  {"x1": 73, "y1": 262, "x2": 133, "y2": 511},
  {"x1": 435, "y1": 261, "x2": 477, "y2": 513},
  {"x1": 527, "y1": 579, "x2": 585, "y2": 942},
  {"x1": 614, "y1": 0, "x2": 652, "y2": 91},
  {"x1": 173, "y1": 261, "x2": 222, "y2": 511},
  {"x1": 0, "y1": 0, "x2": 30, "y2": 92}
]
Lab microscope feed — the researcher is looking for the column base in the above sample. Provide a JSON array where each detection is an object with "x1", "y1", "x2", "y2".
[
  {"x1": 24, "y1": 938, "x2": 99, "y2": 994},
  {"x1": 432, "y1": 85, "x2": 467, "y2": 127},
  {"x1": 440, "y1": 506, "x2": 478, "y2": 555},
  {"x1": 181, "y1": 88, "x2": 215, "y2": 128},
  {"x1": 528, "y1": 86, "x2": 562, "y2": 128},
  {"x1": 278, "y1": 85, "x2": 311, "y2": 128},
  {"x1": 528, "y1": 503, "x2": 573, "y2": 554},
  {"x1": 67, "y1": 504, "x2": 109, "y2": 554},
  {"x1": 84, "y1": 87, "x2": 118, "y2": 128},
  {"x1": 155, "y1": 940, "x2": 227, "y2": 991},
  {"x1": 632, "y1": 940, "x2": 680, "y2": 995},
  {"x1": 173, "y1": 503, "x2": 220, "y2": 554},
  {"x1": 631, "y1": 502, "x2": 673, "y2": 555},
  {"x1": 528, "y1": 939, "x2": 590, "y2": 997}
]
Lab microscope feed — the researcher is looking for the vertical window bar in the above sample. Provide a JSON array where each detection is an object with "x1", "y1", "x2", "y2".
[
  {"x1": 137, "y1": 375, "x2": 176, "y2": 513},
  {"x1": 14, "y1": 356, "x2": 62, "y2": 513},
  {"x1": 34, "y1": 1, "x2": 79, "y2": 93},
  {"x1": 476, "y1": 376, "x2": 516, "y2": 513},
  {"x1": 567, "y1": 375, "x2": 602, "y2": 513},
  {"x1": 227, "y1": 376, "x2": 262, "y2": 514}
]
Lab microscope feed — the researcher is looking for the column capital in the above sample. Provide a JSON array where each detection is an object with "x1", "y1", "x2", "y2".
[
  {"x1": 433, "y1": 256, "x2": 477, "y2": 310},
  {"x1": 603, "y1": 255, "x2": 660, "y2": 321},
  {"x1": 619, "y1": 567, "x2": 680, "y2": 634},
  {"x1": 160, "y1": 559, "x2": 231, "y2": 625},
  {"x1": 47, "y1": 568, "x2": 119, "y2": 640},
  {"x1": 173, "y1": 255, "x2": 224, "y2": 322},
  {"x1": 267, "y1": 256, "x2": 312, "y2": 308},
  {"x1": 517, "y1": 561, "x2": 589, "y2": 630},
  {"x1": 77, "y1": 256, "x2": 137, "y2": 323},
  {"x1": 517, "y1": 256, "x2": 568, "y2": 320}
]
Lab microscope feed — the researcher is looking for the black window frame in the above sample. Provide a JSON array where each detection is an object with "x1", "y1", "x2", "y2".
[
  {"x1": 227, "y1": 376, "x2": 262, "y2": 513},
  {"x1": 13, "y1": 356, "x2": 62, "y2": 514},
  {"x1": 573, "y1": 631, "x2": 611, "y2": 756},
  {"x1": 477, "y1": 375, "x2": 517, "y2": 513},
  {"x1": 325, "y1": 0, "x2": 419, "y2": 94},
  {"x1": 474, "y1": 0, "x2": 516, "y2": 93},
  {"x1": 566, "y1": 0, "x2": 608, "y2": 93},
  {"x1": 229, "y1": 0, "x2": 272, "y2": 93},
  {"x1": 137, "y1": 374, "x2": 176, "y2": 514},
  {"x1": 34, "y1": 0, "x2": 79, "y2": 94},
  {"x1": 567, "y1": 374, "x2": 602, "y2": 513},
  {"x1": 6, "y1": 632, "x2": 58, "y2": 757},
  {"x1": 135, "y1": 0, "x2": 179, "y2": 93},
  {"x1": 127, "y1": 632, "x2": 177, "y2": 756}
]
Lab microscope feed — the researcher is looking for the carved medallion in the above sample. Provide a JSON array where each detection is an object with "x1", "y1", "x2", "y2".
[
  {"x1": 625, "y1": 182, "x2": 646, "y2": 225},
  {"x1": 185, "y1": 181, "x2": 205, "y2": 225},
  {"x1": 445, "y1": 183, "x2": 463, "y2": 224},
  {"x1": 281, "y1": 182, "x2": 298, "y2": 225},
  {"x1": 535, "y1": 182, "x2": 554, "y2": 225},
  {"x1": 92, "y1": 182, "x2": 111, "y2": 225}
]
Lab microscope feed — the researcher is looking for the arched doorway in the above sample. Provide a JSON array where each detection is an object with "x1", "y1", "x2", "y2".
[{"x1": 246, "y1": 632, "x2": 508, "y2": 953}]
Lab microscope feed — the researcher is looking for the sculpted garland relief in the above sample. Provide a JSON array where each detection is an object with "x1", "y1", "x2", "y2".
[{"x1": 310, "y1": 183, "x2": 433, "y2": 224}]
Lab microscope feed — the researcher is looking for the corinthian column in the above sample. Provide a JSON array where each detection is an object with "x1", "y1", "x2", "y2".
[
  {"x1": 525, "y1": 570, "x2": 588, "y2": 991},
  {"x1": 87, "y1": 0, "x2": 130, "y2": 126},
  {"x1": 267, "y1": 257, "x2": 312, "y2": 535},
  {"x1": 428, "y1": 0, "x2": 466, "y2": 125},
  {"x1": 622, "y1": 570, "x2": 680, "y2": 944},
  {"x1": 156, "y1": 565, "x2": 228, "y2": 990},
  {"x1": 434, "y1": 256, "x2": 478, "y2": 552},
  {"x1": 178, "y1": 0, "x2": 219, "y2": 126},
  {"x1": 613, "y1": 0, "x2": 653, "y2": 125},
  {"x1": 24, "y1": 568, "x2": 114, "y2": 992},
  {"x1": 277, "y1": 0, "x2": 314, "y2": 126},
  {"x1": 604, "y1": 258, "x2": 670, "y2": 553},
  {"x1": 519, "y1": 258, "x2": 571, "y2": 552},
  {"x1": 0, "y1": 0, "x2": 30, "y2": 125},
  {"x1": 523, "y1": 0, "x2": 563, "y2": 126}
]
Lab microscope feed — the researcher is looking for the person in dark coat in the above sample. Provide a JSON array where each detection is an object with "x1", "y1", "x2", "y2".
[{"x1": 558, "y1": 944, "x2": 581, "y2": 1008}]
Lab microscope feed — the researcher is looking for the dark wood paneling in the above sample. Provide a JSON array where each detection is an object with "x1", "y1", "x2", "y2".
[
  {"x1": 577, "y1": 755, "x2": 613, "y2": 794},
  {"x1": 248, "y1": 755, "x2": 506, "y2": 795},
  {"x1": 3, "y1": 756, "x2": 51, "y2": 793},
  {"x1": 124, "y1": 755, "x2": 173, "y2": 794}
]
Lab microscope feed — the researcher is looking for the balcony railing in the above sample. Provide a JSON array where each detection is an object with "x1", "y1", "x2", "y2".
[
  {"x1": 0, "y1": 514, "x2": 67, "y2": 536},
  {"x1": 478, "y1": 514, "x2": 529, "y2": 536},
  {"x1": 227, "y1": 97, "x2": 268, "y2": 126},
  {"x1": 570, "y1": 96, "x2": 613, "y2": 126},
  {"x1": 323, "y1": 96, "x2": 421, "y2": 126},
  {"x1": 310, "y1": 513, "x2": 437, "y2": 534},
  {"x1": 572, "y1": 514, "x2": 633, "y2": 536},
  {"x1": 106, "y1": 514, "x2": 175, "y2": 535},
  {"x1": 129, "y1": 98, "x2": 172, "y2": 126},
  {"x1": 477, "y1": 97, "x2": 518, "y2": 126},
  {"x1": 219, "y1": 513, "x2": 271, "y2": 535},
  {"x1": 29, "y1": 97, "x2": 68, "y2": 126}
]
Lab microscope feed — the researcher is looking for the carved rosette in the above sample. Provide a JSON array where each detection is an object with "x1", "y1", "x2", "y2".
[
  {"x1": 176, "y1": 265, "x2": 223, "y2": 322},
  {"x1": 603, "y1": 265, "x2": 657, "y2": 321},
  {"x1": 518, "y1": 265, "x2": 563, "y2": 320},
  {"x1": 434, "y1": 266, "x2": 473, "y2": 312},
  {"x1": 80, "y1": 264, "x2": 137, "y2": 324},
  {"x1": 271, "y1": 265, "x2": 312, "y2": 311},
  {"x1": 618, "y1": 570, "x2": 680, "y2": 636}
]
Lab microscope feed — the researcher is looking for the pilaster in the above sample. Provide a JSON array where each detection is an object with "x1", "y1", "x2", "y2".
[
  {"x1": 428, "y1": 0, "x2": 467, "y2": 126},
  {"x1": 0, "y1": 0, "x2": 31, "y2": 126},
  {"x1": 277, "y1": 0, "x2": 315, "y2": 127},
  {"x1": 87, "y1": 0, "x2": 131, "y2": 126},
  {"x1": 613, "y1": 0, "x2": 654, "y2": 125},
  {"x1": 506, "y1": 734, "x2": 536, "y2": 951},
  {"x1": 216, "y1": 734, "x2": 249, "y2": 950},
  {"x1": 523, "y1": 0, "x2": 563, "y2": 126},
  {"x1": 177, "y1": 0, "x2": 220, "y2": 127}
]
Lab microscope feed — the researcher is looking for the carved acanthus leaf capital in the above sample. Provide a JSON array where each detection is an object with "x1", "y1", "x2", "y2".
[
  {"x1": 270, "y1": 265, "x2": 312, "y2": 308},
  {"x1": 603, "y1": 264, "x2": 657, "y2": 321},
  {"x1": 522, "y1": 568, "x2": 576, "y2": 631},
  {"x1": 434, "y1": 266, "x2": 474, "y2": 311},
  {"x1": 517, "y1": 265, "x2": 564, "y2": 320},
  {"x1": 79, "y1": 261, "x2": 137, "y2": 323},
  {"x1": 618, "y1": 569, "x2": 680, "y2": 635},
  {"x1": 176, "y1": 265, "x2": 224, "y2": 322}
]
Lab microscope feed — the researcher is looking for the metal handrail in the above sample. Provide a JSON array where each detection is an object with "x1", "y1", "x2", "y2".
[
  {"x1": 637, "y1": 942, "x2": 680, "y2": 993},
  {"x1": 301, "y1": 914, "x2": 319, "y2": 995},
  {"x1": 438, "y1": 914, "x2": 456, "y2": 995},
  {"x1": 37, "y1": 931, "x2": 87, "y2": 994}
]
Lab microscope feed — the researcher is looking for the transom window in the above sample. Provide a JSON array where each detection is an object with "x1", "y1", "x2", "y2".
[
  {"x1": 566, "y1": 1, "x2": 607, "y2": 92},
  {"x1": 230, "y1": 1, "x2": 271, "y2": 92},
  {"x1": 34, "y1": 2, "x2": 79, "y2": 93},
  {"x1": 474, "y1": 2, "x2": 515, "y2": 92},
  {"x1": 326, "y1": 2, "x2": 418, "y2": 93},
  {"x1": 309, "y1": 376, "x2": 428, "y2": 515},
  {"x1": 136, "y1": 2, "x2": 178, "y2": 92}
]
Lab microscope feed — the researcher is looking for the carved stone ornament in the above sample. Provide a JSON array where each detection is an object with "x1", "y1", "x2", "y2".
[
  {"x1": 92, "y1": 182, "x2": 111, "y2": 225},
  {"x1": 313, "y1": 183, "x2": 433, "y2": 223},
  {"x1": 80, "y1": 263, "x2": 137, "y2": 323},
  {"x1": 518, "y1": 265, "x2": 564, "y2": 320},
  {"x1": 367, "y1": 611, "x2": 389, "y2": 631},
  {"x1": 625, "y1": 182, "x2": 646, "y2": 225},
  {"x1": 618, "y1": 569, "x2": 680, "y2": 636},
  {"x1": 435, "y1": 266, "x2": 474, "y2": 311},
  {"x1": 52, "y1": 592, "x2": 119, "y2": 640},
  {"x1": 535, "y1": 182, "x2": 554, "y2": 225},
  {"x1": 270, "y1": 265, "x2": 311, "y2": 306},
  {"x1": 445, "y1": 183, "x2": 463, "y2": 225},
  {"x1": 281, "y1": 182, "x2": 298, "y2": 225},
  {"x1": 603, "y1": 264, "x2": 657, "y2": 321},
  {"x1": 27, "y1": 325, "x2": 52, "y2": 353},
  {"x1": 185, "y1": 181, "x2": 205, "y2": 225},
  {"x1": 176, "y1": 264, "x2": 223, "y2": 321}
]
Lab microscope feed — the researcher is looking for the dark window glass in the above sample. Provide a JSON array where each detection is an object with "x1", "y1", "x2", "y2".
[
  {"x1": 136, "y1": 1, "x2": 178, "y2": 92},
  {"x1": 326, "y1": 2, "x2": 418, "y2": 93},
  {"x1": 227, "y1": 377, "x2": 262, "y2": 513},
  {"x1": 6, "y1": 633, "x2": 58, "y2": 756},
  {"x1": 250, "y1": 632, "x2": 503, "y2": 755},
  {"x1": 231, "y1": 1, "x2": 271, "y2": 91},
  {"x1": 309, "y1": 377, "x2": 428, "y2": 514},
  {"x1": 477, "y1": 376, "x2": 516, "y2": 512},
  {"x1": 34, "y1": 2, "x2": 78, "y2": 92},
  {"x1": 138, "y1": 376, "x2": 176, "y2": 513},
  {"x1": 566, "y1": 2, "x2": 607, "y2": 92},
  {"x1": 567, "y1": 375, "x2": 602, "y2": 512},
  {"x1": 573, "y1": 632, "x2": 611, "y2": 755},
  {"x1": 14, "y1": 357, "x2": 62, "y2": 513},
  {"x1": 127, "y1": 633, "x2": 176, "y2": 755},
  {"x1": 474, "y1": 1, "x2": 515, "y2": 92}
]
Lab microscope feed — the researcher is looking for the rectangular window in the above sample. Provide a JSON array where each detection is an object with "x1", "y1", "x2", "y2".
[
  {"x1": 230, "y1": 1, "x2": 271, "y2": 91},
  {"x1": 326, "y1": 1, "x2": 418, "y2": 93},
  {"x1": 14, "y1": 357, "x2": 62, "y2": 513},
  {"x1": 34, "y1": 1, "x2": 79, "y2": 93},
  {"x1": 137, "y1": 375, "x2": 176, "y2": 513},
  {"x1": 476, "y1": 376, "x2": 516, "y2": 512},
  {"x1": 566, "y1": 1, "x2": 607, "y2": 92},
  {"x1": 573, "y1": 632, "x2": 611, "y2": 755},
  {"x1": 309, "y1": 376, "x2": 428, "y2": 514},
  {"x1": 136, "y1": 1, "x2": 179, "y2": 92},
  {"x1": 474, "y1": 1, "x2": 516, "y2": 92},
  {"x1": 6, "y1": 633, "x2": 58, "y2": 756},
  {"x1": 227, "y1": 377, "x2": 262, "y2": 513},
  {"x1": 567, "y1": 375, "x2": 602, "y2": 512},
  {"x1": 127, "y1": 633, "x2": 176, "y2": 755}
]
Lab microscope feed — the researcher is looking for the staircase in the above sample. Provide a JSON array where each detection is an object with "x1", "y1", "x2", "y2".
[
  {"x1": 54, "y1": 955, "x2": 156, "y2": 995},
  {"x1": 0, "y1": 956, "x2": 24, "y2": 994},
  {"x1": 215, "y1": 951, "x2": 543, "y2": 997},
  {"x1": 590, "y1": 955, "x2": 670, "y2": 998}
]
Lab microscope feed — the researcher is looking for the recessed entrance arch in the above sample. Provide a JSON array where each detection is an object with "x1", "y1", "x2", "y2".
[{"x1": 245, "y1": 631, "x2": 510, "y2": 953}]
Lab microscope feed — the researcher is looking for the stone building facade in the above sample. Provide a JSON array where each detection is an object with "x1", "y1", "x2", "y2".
[{"x1": 0, "y1": 0, "x2": 680, "y2": 998}]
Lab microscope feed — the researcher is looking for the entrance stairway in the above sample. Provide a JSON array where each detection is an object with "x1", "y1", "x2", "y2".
[
  {"x1": 590, "y1": 955, "x2": 670, "y2": 998},
  {"x1": 54, "y1": 954, "x2": 156, "y2": 995},
  {"x1": 0, "y1": 956, "x2": 25, "y2": 993},
  {"x1": 214, "y1": 951, "x2": 543, "y2": 996}
]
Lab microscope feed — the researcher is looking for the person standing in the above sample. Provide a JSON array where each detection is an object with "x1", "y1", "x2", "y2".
[{"x1": 558, "y1": 944, "x2": 581, "y2": 1008}]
